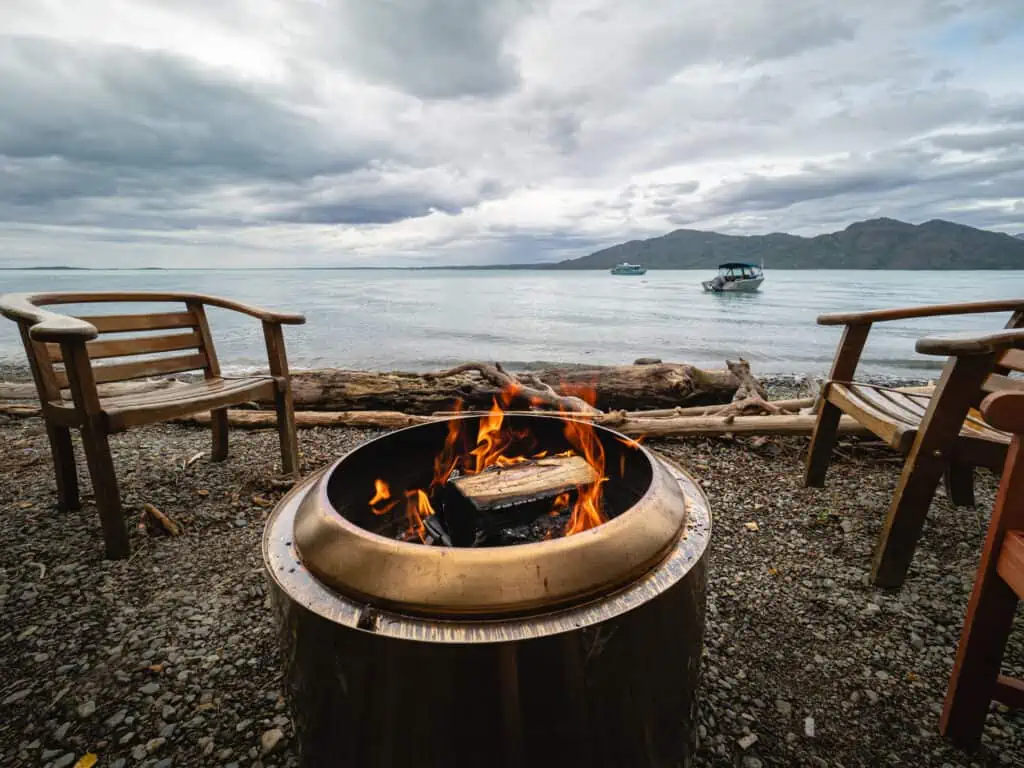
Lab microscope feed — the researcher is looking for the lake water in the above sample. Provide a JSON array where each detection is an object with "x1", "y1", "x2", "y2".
[{"x1": 1, "y1": 269, "x2": 1020, "y2": 378}]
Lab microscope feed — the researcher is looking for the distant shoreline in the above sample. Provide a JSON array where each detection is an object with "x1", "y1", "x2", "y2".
[{"x1": 2, "y1": 265, "x2": 1023, "y2": 272}]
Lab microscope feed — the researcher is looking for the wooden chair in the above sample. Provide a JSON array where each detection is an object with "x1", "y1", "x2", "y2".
[
  {"x1": 0, "y1": 291, "x2": 305, "y2": 560},
  {"x1": 804, "y1": 300, "x2": 1024, "y2": 589},
  {"x1": 940, "y1": 389, "x2": 1024, "y2": 750}
]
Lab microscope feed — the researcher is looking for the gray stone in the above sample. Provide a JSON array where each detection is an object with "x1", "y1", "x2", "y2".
[
  {"x1": 140, "y1": 682, "x2": 160, "y2": 695},
  {"x1": 2, "y1": 688, "x2": 32, "y2": 705},
  {"x1": 260, "y1": 727, "x2": 285, "y2": 756},
  {"x1": 775, "y1": 699, "x2": 792, "y2": 716},
  {"x1": 146, "y1": 736, "x2": 166, "y2": 754},
  {"x1": 105, "y1": 708, "x2": 127, "y2": 728},
  {"x1": 54, "y1": 721, "x2": 72, "y2": 741},
  {"x1": 737, "y1": 733, "x2": 758, "y2": 750},
  {"x1": 52, "y1": 753, "x2": 76, "y2": 768},
  {"x1": 76, "y1": 699, "x2": 96, "y2": 719}
]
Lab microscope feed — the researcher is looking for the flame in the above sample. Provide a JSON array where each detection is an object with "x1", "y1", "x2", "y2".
[
  {"x1": 403, "y1": 489, "x2": 436, "y2": 542},
  {"x1": 467, "y1": 398, "x2": 510, "y2": 474},
  {"x1": 561, "y1": 414, "x2": 608, "y2": 535},
  {"x1": 368, "y1": 377, "x2": 616, "y2": 543},
  {"x1": 431, "y1": 400, "x2": 464, "y2": 490},
  {"x1": 369, "y1": 479, "x2": 399, "y2": 516}
]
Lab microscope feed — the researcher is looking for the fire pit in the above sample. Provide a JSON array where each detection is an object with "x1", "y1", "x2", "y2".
[{"x1": 264, "y1": 405, "x2": 711, "y2": 767}]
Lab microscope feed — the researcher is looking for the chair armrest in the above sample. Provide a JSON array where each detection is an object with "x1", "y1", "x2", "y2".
[
  {"x1": 198, "y1": 296, "x2": 305, "y2": 325},
  {"x1": 981, "y1": 390, "x2": 1024, "y2": 434},
  {"x1": 818, "y1": 299, "x2": 1024, "y2": 326},
  {"x1": 0, "y1": 293, "x2": 98, "y2": 342},
  {"x1": 917, "y1": 328, "x2": 1024, "y2": 357}
]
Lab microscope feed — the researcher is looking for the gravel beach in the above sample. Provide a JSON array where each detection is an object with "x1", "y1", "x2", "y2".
[{"x1": 1, "y1": 413, "x2": 1021, "y2": 767}]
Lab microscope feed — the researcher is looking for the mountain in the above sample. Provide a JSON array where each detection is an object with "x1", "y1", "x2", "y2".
[{"x1": 556, "y1": 218, "x2": 1024, "y2": 269}]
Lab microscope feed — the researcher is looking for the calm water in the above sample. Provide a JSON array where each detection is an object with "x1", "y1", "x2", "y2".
[{"x1": 1, "y1": 269, "x2": 1021, "y2": 378}]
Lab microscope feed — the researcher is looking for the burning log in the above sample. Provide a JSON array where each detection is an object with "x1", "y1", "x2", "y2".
[{"x1": 442, "y1": 455, "x2": 598, "y2": 546}]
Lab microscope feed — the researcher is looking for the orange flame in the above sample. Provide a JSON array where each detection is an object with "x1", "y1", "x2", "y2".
[
  {"x1": 561, "y1": 414, "x2": 608, "y2": 535},
  {"x1": 403, "y1": 489, "x2": 436, "y2": 542},
  {"x1": 368, "y1": 377, "x2": 616, "y2": 542},
  {"x1": 369, "y1": 479, "x2": 399, "y2": 516}
]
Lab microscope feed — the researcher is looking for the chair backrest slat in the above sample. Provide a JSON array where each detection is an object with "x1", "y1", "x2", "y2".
[
  {"x1": 78, "y1": 311, "x2": 197, "y2": 334},
  {"x1": 998, "y1": 348, "x2": 1024, "y2": 373},
  {"x1": 19, "y1": 305, "x2": 214, "y2": 393},
  {"x1": 53, "y1": 352, "x2": 209, "y2": 389},
  {"x1": 983, "y1": 374, "x2": 1024, "y2": 395},
  {"x1": 45, "y1": 330, "x2": 203, "y2": 363}
]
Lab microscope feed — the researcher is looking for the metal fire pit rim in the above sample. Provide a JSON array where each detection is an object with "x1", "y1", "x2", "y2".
[
  {"x1": 291, "y1": 414, "x2": 688, "y2": 616},
  {"x1": 264, "y1": 453, "x2": 711, "y2": 644}
]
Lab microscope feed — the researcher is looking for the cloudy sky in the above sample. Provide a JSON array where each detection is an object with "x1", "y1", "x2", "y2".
[{"x1": 1, "y1": 0, "x2": 1022, "y2": 267}]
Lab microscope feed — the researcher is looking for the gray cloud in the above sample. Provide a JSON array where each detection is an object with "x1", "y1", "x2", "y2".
[{"x1": 0, "y1": 0, "x2": 1021, "y2": 267}]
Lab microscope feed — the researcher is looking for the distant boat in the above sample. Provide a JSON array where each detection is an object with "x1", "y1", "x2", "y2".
[
  {"x1": 610, "y1": 262, "x2": 647, "y2": 275},
  {"x1": 702, "y1": 262, "x2": 764, "y2": 292}
]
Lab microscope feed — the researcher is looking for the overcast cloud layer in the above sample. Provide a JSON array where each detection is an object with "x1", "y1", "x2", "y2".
[{"x1": 0, "y1": 0, "x2": 1022, "y2": 267}]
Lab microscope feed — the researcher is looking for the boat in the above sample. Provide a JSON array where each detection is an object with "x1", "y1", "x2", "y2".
[
  {"x1": 701, "y1": 262, "x2": 764, "y2": 292},
  {"x1": 610, "y1": 262, "x2": 647, "y2": 275}
]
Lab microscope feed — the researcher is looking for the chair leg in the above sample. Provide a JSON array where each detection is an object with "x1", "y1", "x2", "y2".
[
  {"x1": 46, "y1": 423, "x2": 80, "y2": 511},
  {"x1": 945, "y1": 462, "x2": 976, "y2": 507},
  {"x1": 80, "y1": 423, "x2": 130, "y2": 559},
  {"x1": 871, "y1": 453, "x2": 947, "y2": 588},
  {"x1": 210, "y1": 408, "x2": 229, "y2": 462},
  {"x1": 805, "y1": 401, "x2": 842, "y2": 487},
  {"x1": 940, "y1": 573, "x2": 1018, "y2": 750},
  {"x1": 274, "y1": 384, "x2": 300, "y2": 476}
]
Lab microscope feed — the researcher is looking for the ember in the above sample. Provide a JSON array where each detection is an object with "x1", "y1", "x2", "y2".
[{"x1": 368, "y1": 384, "x2": 613, "y2": 546}]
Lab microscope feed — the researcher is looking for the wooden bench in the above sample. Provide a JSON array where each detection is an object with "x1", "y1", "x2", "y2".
[
  {"x1": 0, "y1": 291, "x2": 305, "y2": 559},
  {"x1": 940, "y1": 389, "x2": 1024, "y2": 750},
  {"x1": 804, "y1": 300, "x2": 1024, "y2": 588}
]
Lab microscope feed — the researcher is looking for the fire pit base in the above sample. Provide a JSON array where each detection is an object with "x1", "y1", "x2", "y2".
[{"x1": 265, "y1": 455, "x2": 710, "y2": 768}]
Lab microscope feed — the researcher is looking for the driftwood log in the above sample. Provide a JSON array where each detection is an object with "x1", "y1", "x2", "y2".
[
  {"x1": 156, "y1": 408, "x2": 870, "y2": 439},
  {"x1": 0, "y1": 361, "x2": 738, "y2": 414},
  {"x1": 286, "y1": 362, "x2": 738, "y2": 414}
]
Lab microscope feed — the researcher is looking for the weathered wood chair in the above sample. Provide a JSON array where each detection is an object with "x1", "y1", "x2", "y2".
[
  {"x1": 940, "y1": 389, "x2": 1024, "y2": 750},
  {"x1": 804, "y1": 300, "x2": 1024, "y2": 588},
  {"x1": 0, "y1": 291, "x2": 305, "y2": 559}
]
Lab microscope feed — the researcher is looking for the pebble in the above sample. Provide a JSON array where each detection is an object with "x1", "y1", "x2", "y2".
[
  {"x1": 140, "y1": 682, "x2": 160, "y2": 695},
  {"x1": 76, "y1": 699, "x2": 96, "y2": 719},
  {"x1": 105, "y1": 709, "x2": 127, "y2": 728},
  {"x1": 52, "y1": 753, "x2": 76, "y2": 768},
  {"x1": 3, "y1": 688, "x2": 32, "y2": 705},
  {"x1": 737, "y1": 733, "x2": 758, "y2": 750},
  {"x1": 261, "y1": 727, "x2": 285, "y2": 756},
  {"x1": 804, "y1": 716, "x2": 816, "y2": 738}
]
